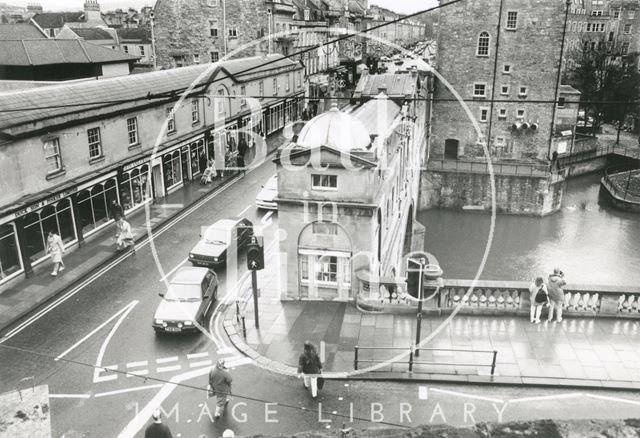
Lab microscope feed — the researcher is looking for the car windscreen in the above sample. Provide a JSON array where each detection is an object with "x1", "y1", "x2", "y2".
[
  {"x1": 203, "y1": 227, "x2": 229, "y2": 244},
  {"x1": 165, "y1": 283, "x2": 201, "y2": 301}
]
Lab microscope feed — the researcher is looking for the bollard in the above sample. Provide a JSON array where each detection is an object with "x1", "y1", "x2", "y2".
[
  {"x1": 354, "y1": 346, "x2": 359, "y2": 370},
  {"x1": 235, "y1": 301, "x2": 240, "y2": 323},
  {"x1": 409, "y1": 346, "x2": 414, "y2": 372},
  {"x1": 241, "y1": 315, "x2": 247, "y2": 339},
  {"x1": 491, "y1": 350, "x2": 497, "y2": 376}
]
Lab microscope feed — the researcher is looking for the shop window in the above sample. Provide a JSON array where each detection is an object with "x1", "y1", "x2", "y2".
[
  {"x1": 121, "y1": 166, "x2": 150, "y2": 211},
  {"x1": 163, "y1": 151, "x2": 182, "y2": 189},
  {"x1": 0, "y1": 224, "x2": 21, "y2": 280},
  {"x1": 316, "y1": 255, "x2": 337, "y2": 283},
  {"x1": 77, "y1": 180, "x2": 117, "y2": 235},
  {"x1": 22, "y1": 212, "x2": 46, "y2": 262},
  {"x1": 300, "y1": 256, "x2": 309, "y2": 281},
  {"x1": 191, "y1": 139, "x2": 206, "y2": 177}
]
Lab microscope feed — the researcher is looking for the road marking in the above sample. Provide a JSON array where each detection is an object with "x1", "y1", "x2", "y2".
[
  {"x1": 126, "y1": 360, "x2": 148, "y2": 368},
  {"x1": 507, "y1": 393, "x2": 583, "y2": 404},
  {"x1": 159, "y1": 257, "x2": 188, "y2": 282},
  {"x1": 49, "y1": 393, "x2": 91, "y2": 399},
  {"x1": 418, "y1": 386, "x2": 428, "y2": 400},
  {"x1": 93, "y1": 302, "x2": 138, "y2": 384},
  {"x1": 157, "y1": 364, "x2": 182, "y2": 373},
  {"x1": 226, "y1": 357, "x2": 253, "y2": 368},
  {"x1": 55, "y1": 301, "x2": 139, "y2": 361},
  {"x1": 429, "y1": 388, "x2": 505, "y2": 404},
  {"x1": 189, "y1": 360, "x2": 212, "y2": 368},
  {"x1": 157, "y1": 204, "x2": 185, "y2": 209},
  {"x1": 127, "y1": 369, "x2": 149, "y2": 378},
  {"x1": 97, "y1": 365, "x2": 119, "y2": 382},
  {"x1": 156, "y1": 356, "x2": 178, "y2": 364},
  {"x1": 94, "y1": 384, "x2": 164, "y2": 399},
  {"x1": 237, "y1": 205, "x2": 251, "y2": 217},
  {"x1": 217, "y1": 348, "x2": 236, "y2": 355},
  {"x1": 187, "y1": 352, "x2": 209, "y2": 359}
]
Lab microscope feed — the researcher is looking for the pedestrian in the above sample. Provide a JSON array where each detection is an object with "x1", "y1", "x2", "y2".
[
  {"x1": 46, "y1": 230, "x2": 65, "y2": 276},
  {"x1": 547, "y1": 268, "x2": 566, "y2": 322},
  {"x1": 298, "y1": 341, "x2": 322, "y2": 398},
  {"x1": 528, "y1": 277, "x2": 549, "y2": 324},
  {"x1": 144, "y1": 410, "x2": 172, "y2": 438},
  {"x1": 115, "y1": 217, "x2": 134, "y2": 252},
  {"x1": 199, "y1": 152, "x2": 207, "y2": 174},
  {"x1": 208, "y1": 358, "x2": 232, "y2": 420},
  {"x1": 110, "y1": 199, "x2": 124, "y2": 221}
]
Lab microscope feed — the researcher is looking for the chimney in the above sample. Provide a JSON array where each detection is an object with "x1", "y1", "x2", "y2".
[
  {"x1": 83, "y1": 0, "x2": 102, "y2": 23},
  {"x1": 411, "y1": 65, "x2": 418, "y2": 78}
]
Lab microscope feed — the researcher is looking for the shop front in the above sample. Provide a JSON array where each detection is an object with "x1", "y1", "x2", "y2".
[{"x1": 119, "y1": 158, "x2": 153, "y2": 214}]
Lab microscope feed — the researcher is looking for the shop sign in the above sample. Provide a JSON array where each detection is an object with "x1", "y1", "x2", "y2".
[
  {"x1": 14, "y1": 187, "x2": 78, "y2": 218},
  {"x1": 123, "y1": 157, "x2": 150, "y2": 172}
]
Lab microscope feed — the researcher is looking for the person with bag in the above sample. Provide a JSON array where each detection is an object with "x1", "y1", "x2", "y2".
[
  {"x1": 115, "y1": 217, "x2": 135, "y2": 252},
  {"x1": 46, "y1": 230, "x2": 65, "y2": 277},
  {"x1": 298, "y1": 341, "x2": 322, "y2": 398},
  {"x1": 529, "y1": 276, "x2": 549, "y2": 324},
  {"x1": 548, "y1": 268, "x2": 567, "y2": 322},
  {"x1": 208, "y1": 359, "x2": 233, "y2": 420}
]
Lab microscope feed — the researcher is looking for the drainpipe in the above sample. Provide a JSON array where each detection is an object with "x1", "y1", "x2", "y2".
[
  {"x1": 223, "y1": 0, "x2": 228, "y2": 57},
  {"x1": 485, "y1": 0, "x2": 505, "y2": 158}
]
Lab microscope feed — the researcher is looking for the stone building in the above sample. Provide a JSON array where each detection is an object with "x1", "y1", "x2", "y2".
[
  {"x1": 367, "y1": 4, "x2": 427, "y2": 55},
  {"x1": 424, "y1": 0, "x2": 577, "y2": 215},
  {"x1": 31, "y1": 0, "x2": 107, "y2": 38}
]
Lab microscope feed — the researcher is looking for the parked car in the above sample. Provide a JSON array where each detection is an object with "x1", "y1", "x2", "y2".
[
  {"x1": 153, "y1": 267, "x2": 218, "y2": 333},
  {"x1": 189, "y1": 218, "x2": 254, "y2": 267},
  {"x1": 255, "y1": 174, "x2": 278, "y2": 210}
]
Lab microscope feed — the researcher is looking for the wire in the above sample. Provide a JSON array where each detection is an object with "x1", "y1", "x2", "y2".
[{"x1": 0, "y1": 342, "x2": 414, "y2": 429}]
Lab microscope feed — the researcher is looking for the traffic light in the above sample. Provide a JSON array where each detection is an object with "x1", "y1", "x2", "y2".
[
  {"x1": 406, "y1": 258, "x2": 423, "y2": 299},
  {"x1": 247, "y1": 237, "x2": 264, "y2": 271}
]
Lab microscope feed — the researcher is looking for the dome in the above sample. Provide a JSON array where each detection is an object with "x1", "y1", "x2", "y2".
[{"x1": 297, "y1": 104, "x2": 371, "y2": 151}]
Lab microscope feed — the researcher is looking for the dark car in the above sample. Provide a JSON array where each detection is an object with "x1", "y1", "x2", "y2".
[
  {"x1": 189, "y1": 218, "x2": 254, "y2": 267},
  {"x1": 153, "y1": 267, "x2": 218, "y2": 333}
]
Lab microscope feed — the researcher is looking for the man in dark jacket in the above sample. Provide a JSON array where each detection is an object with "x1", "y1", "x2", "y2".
[
  {"x1": 208, "y1": 359, "x2": 233, "y2": 419},
  {"x1": 547, "y1": 268, "x2": 566, "y2": 322},
  {"x1": 144, "y1": 410, "x2": 172, "y2": 438},
  {"x1": 110, "y1": 200, "x2": 124, "y2": 220}
]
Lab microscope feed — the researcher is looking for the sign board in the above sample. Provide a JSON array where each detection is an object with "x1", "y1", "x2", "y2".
[{"x1": 557, "y1": 141, "x2": 568, "y2": 154}]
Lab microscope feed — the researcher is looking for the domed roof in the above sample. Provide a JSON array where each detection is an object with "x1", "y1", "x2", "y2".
[{"x1": 297, "y1": 104, "x2": 371, "y2": 151}]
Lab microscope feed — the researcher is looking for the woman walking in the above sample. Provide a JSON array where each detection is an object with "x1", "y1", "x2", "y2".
[
  {"x1": 528, "y1": 277, "x2": 549, "y2": 323},
  {"x1": 46, "y1": 230, "x2": 65, "y2": 276},
  {"x1": 298, "y1": 341, "x2": 322, "y2": 398},
  {"x1": 115, "y1": 217, "x2": 134, "y2": 252}
]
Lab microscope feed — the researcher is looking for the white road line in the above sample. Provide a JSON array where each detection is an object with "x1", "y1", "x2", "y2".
[
  {"x1": 217, "y1": 347, "x2": 236, "y2": 355},
  {"x1": 93, "y1": 301, "x2": 138, "y2": 384},
  {"x1": 187, "y1": 352, "x2": 209, "y2": 360},
  {"x1": 237, "y1": 205, "x2": 251, "y2": 217},
  {"x1": 126, "y1": 360, "x2": 148, "y2": 368},
  {"x1": 55, "y1": 301, "x2": 139, "y2": 361},
  {"x1": 429, "y1": 388, "x2": 505, "y2": 404},
  {"x1": 226, "y1": 357, "x2": 254, "y2": 368},
  {"x1": 156, "y1": 356, "x2": 178, "y2": 364},
  {"x1": 94, "y1": 384, "x2": 164, "y2": 399},
  {"x1": 507, "y1": 393, "x2": 583, "y2": 404},
  {"x1": 49, "y1": 393, "x2": 91, "y2": 399},
  {"x1": 159, "y1": 257, "x2": 188, "y2": 282},
  {"x1": 189, "y1": 360, "x2": 212, "y2": 368},
  {"x1": 126, "y1": 369, "x2": 149, "y2": 378},
  {"x1": 157, "y1": 364, "x2": 182, "y2": 373}
]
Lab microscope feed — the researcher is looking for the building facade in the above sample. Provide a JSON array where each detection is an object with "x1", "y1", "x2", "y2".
[
  {"x1": 367, "y1": 4, "x2": 427, "y2": 55},
  {"x1": 0, "y1": 54, "x2": 304, "y2": 287}
]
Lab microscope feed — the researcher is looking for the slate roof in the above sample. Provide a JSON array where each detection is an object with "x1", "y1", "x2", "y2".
[
  {"x1": 0, "y1": 24, "x2": 47, "y2": 40},
  {"x1": 116, "y1": 28, "x2": 151, "y2": 44},
  {"x1": 0, "y1": 54, "x2": 303, "y2": 133},
  {"x1": 68, "y1": 27, "x2": 114, "y2": 41},
  {"x1": 32, "y1": 12, "x2": 85, "y2": 29},
  {"x1": 354, "y1": 73, "x2": 418, "y2": 98},
  {"x1": 351, "y1": 98, "x2": 401, "y2": 137},
  {"x1": 0, "y1": 39, "x2": 139, "y2": 66}
]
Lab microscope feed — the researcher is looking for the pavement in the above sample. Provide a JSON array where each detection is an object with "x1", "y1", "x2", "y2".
[
  {"x1": 224, "y1": 254, "x2": 640, "y2": 391},
  {"x1": 0, "y1": 131, "x2": 286, "y2": 338}
]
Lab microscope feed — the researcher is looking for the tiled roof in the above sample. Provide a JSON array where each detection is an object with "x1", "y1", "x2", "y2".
[
  {"x1": 0, "y1": 54, "x2": 302, "y2": 133},
  {"x1": 68, "y1": 27, "x2": 114, "y2": 41},
  {"x1": 116, "y1": 28, "x2": 151, "y2": 44},
  {"x1": 32, "y1": 12, "x2": 85, "y2": 29},
  {"x1": 0, "y1": 24, "x2": 47, "y2": 40},
  {"x1": 354, "y1": 73, "x2": 418, "y2": 98},
  {"x1": 0, "y1": 39, "x2": 139, "y2": 66},
  {"x1": 351, "y1": 99, "x2": 401, "y2": 136}
]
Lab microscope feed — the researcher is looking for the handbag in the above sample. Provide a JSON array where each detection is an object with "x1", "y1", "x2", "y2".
[
  {"x1": 317, "y1": 377, "x2": 325, "y2": 390},
  {"x1": 534, "y1": 288, "x2": 547, "y2": 304}
]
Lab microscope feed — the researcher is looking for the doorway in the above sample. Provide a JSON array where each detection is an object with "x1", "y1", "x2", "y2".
[{"x1": 444, "y1": 138, "x2": 459, "y2": 160}]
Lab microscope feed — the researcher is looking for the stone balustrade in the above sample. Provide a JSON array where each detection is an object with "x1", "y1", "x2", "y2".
[{"x1": 356, "y1": 277, "x2": 640, "y2": 319}]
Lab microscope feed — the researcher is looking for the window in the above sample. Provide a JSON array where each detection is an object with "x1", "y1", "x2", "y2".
[
  {"x1": 240, "y1": 85, "x2": 246, "y2": 108},
  {"x1": 613, "y1": 8, "x2": 620, "y2": 18},
  {"x1": 217, "y1": 89, "x2": 225, "y2": 114},
  {"x1": 304, "y1": 9, "x2": 310, "y2": 20},
  {"x1": 506, "y1": 11, "x2": 518, "y2": 29},
  {"x1": 191, "y1": 99, "x2": 200, "y2": 123},
  {"x1": 622, "y1": 42, "x2": 630, "y2": 54},
  {"x1": 210, "y1": 51, "x2": 219, "y2": 62},
  {"x1": 591, "y1": 10, "x2": 603, "y2": 16},
  {"x1": 166, "y1": 108, "x2": 175, "y2": 133},
  {"x1": 501, "y1": 85, "x2": 509, "y2": 95},
  {"x1": 516, "y1": 109, "x2": 525, "y2": 119},
  {"x1": 591, "y1": 0, "x2": 603, "y2": 5},
  {"x1": 209, "y1": 20, "x2": 218, "y2": 37},
  {"x1": 623, "y1": 24, "x2": 631, "y2": 34},
  {"x1": 272, "y1": 78, "x2": 278, "y2": 95},
  {"x1": 87, "y1": 127, "x2": 102, "y2": 159},
  {"x1": 473, "y1": 83, "x2": 486, "y2": 97},
  {"x1": 297, "y1": 72, "x2": 302, "y2": 88},
  {"x1": 609, "y1": 31, "x2": 615, "y2": 41},
  {"x1": 311, "y1": 174, "x2": 337, "y2": 190},
  {"x1": 586, "y1": 23, "x2": 592, "y2": 32},
  {"x1": 228, "y1": 28, "x2": 237, "y2": 37},
  {"x1": 498, "y1": 108, "x2": 507, "y2": 119},
  {"x1": 477, "y1": 31, "x2": 490, "y2": 56},
  {"x1": 316, "y1": 256, "x2": 337, "y2": 283},
  {"x1": 300, "y1": 256, "x2": 308, "y2": 281},
  {"x1": 286, "y1": 74, "x2": 291, "y2": 92},
  {"x1": 126, "y1": 117, "x2": 138, "y2": 145},
  {"x1": 503, "y1": 64, "x2": 511, "y2": 74},
  {"x1": 312, "y1": 222, "x2": 338, "y2": 235},
  {"x1": 123, "y1": 45, "x2": 128, "y2": 53},
  {"x1": 207, "y1": 0, "x2": 218, "y2": 5},
  {"x1": 259, "y1": 81, "x2": 264, "y2": 99},
  {"x1": 518, "y1": 86, "x2": 528, "y2": 97},
  {"x1": 480, "y1": 107, "x2": 489, "y2": 122},
  {"x1": 139, "y1": 45, "x2": 145, "y2": 56},
  {"x1": 44, "y1": 138, "x2": 62, "y2": 173},
  {"x1": 629, "y1": 9, "x2": 636, "y2": 19},
  {"x1": 558, "y1": 97, "x2": 566, "y2": 108}
]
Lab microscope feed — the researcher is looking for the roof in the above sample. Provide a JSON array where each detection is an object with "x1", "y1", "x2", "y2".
[
  {"x1": 354, "y1": 73, "x2": 418, "y2": 98},
  {"x1": 32, "y1": 12, "x2": 85, "y2": 29},
  {"x1": 0, "y1": 54, "x2": 302, "y2": 133},
  {"x1": 0, "y1": 24, "x2": 47, "y2": 40},
  {"x1": 560, "y1": 84, "x2": 581, "y2": 96},
  {"x1": 171, "y1": 266, "x2": 209, "y2": 284},
  {"x1": 68, "y1": 27, "x2": 114, "y2": 41},
  {"x1": 0, "y1": 39, "x2": 139, "y2": 66},
  {"x1": 116, "y1": 27, "x2": 151, "y2": 44},
  {"x1": 351, "y1": 99, "x2": 401, "y2": 137},
  {"x1": 297, "y1": 104, "x2": 371, "y2": 151}
]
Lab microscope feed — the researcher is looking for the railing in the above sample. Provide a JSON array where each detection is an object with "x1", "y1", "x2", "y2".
[
  {"x1": 559, "y1": 142, "x2": 640, "y2": 168},
  {"x1": 353, "y1": 345, "x2": 498, "y2": 375},
  {"x1": 427, "y1": 159, "x2": 552, "y2": 177},
  {"x1": 601, "y1": 165, "x2": 640, "y2": 204}
]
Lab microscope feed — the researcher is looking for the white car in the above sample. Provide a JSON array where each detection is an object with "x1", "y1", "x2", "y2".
[{"x1": 255, "y1": 174, "x2": 278, "y2": 210}]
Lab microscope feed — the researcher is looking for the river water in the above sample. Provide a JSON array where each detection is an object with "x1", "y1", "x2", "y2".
[{"x1": 418, "y1": 173, "x2": 640, "y2": 286}]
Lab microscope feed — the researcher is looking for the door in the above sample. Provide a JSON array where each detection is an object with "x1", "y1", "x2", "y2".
[
  {"x1": 444, "y1": 139, "x2": 459, "y2": 160},
  {"x1": 152, "y1": 164, "x2": 164, "y2": 199},
  {"x1": 181, "y1": 146, "x2": 190, "y2": 181}
]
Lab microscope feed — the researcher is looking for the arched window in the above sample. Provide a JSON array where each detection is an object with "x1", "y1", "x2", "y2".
[{"x1": 477, "y1": 31, "x2": 490, "y2": 56}]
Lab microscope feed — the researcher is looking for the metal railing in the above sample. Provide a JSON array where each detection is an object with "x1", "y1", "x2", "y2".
[
  {"x1": 353, "y1": 345, "x2": 498, "y2": 375},
  {"x1": 559, "y1": 143, "x2": 640, "y2": 168},
  {"x1": 427, "y1": 158, "x2": 552, "y2": 178},
  {"x1": 602, "y1": 165, "x2": 640, "y2": 204}
]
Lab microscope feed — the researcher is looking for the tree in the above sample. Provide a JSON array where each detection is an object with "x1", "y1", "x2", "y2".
[{"x1": 564, "y1": 36, "x2": 640, "y2": 137}]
